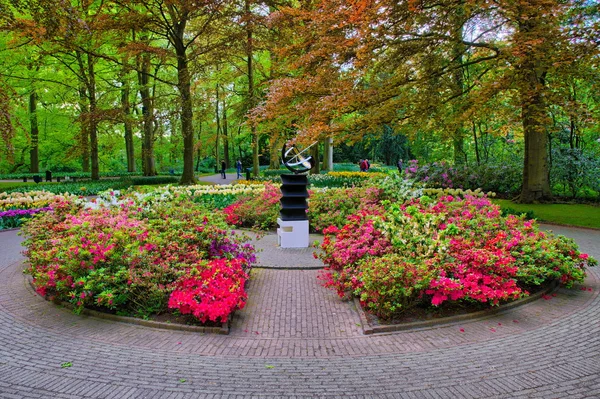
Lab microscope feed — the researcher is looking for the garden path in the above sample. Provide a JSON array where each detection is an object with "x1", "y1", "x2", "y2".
[{"x1": 0, "y1": 224, "x2": 599, "y2": 398}]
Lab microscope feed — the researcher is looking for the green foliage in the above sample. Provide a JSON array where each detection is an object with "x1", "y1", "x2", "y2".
[
  {"x1": 308, "y1": 186, "x2": 382, "y2": 232},
  {"x1": 501, "y1": 207, "x2": 536, "y2": 220},
  {"x1": 128, "y1": 176, "x2": 180, "y2": 186},
  {"x1": 358, "y1": 254, "x2": 433, "y2": 319}
]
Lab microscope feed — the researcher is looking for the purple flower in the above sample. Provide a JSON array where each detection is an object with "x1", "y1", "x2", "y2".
[{"x1": 0, "y1": 207, "x2": 52, "y2": 219}]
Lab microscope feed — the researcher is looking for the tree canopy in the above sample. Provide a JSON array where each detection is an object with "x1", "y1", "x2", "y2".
[{"x1": 0, "y1": 0, "x2": 598, "y2": 201}]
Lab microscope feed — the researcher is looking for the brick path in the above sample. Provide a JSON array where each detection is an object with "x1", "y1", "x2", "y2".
[{"x1": 0, "y1": 221, "x2": 599, "y2": 398}]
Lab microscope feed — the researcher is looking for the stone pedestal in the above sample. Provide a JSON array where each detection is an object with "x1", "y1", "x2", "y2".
[
  {"x1": 278, "y1": 174, "x2": 310, "y2": 248},
  {"x1": 277, "y1": 219, "x2": 309, "y2": 248}
]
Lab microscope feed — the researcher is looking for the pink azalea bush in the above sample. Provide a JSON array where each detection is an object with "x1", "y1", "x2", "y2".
[
  {"x1": 222, "y1": 182, "x2": 281, "y2": 229},
  {"x1": 318, "y1": 195, "x2": 597, "y2": 319},
  {"x1": 22, "y1": 197, "x2": 255, "y2": 322}
]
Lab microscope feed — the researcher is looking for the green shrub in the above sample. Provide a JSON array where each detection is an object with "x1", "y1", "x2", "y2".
[
  {"x1": 308, "y1": 186, "x2": 382, "y2": 232},
  {"x1": 129, "y1": 176, "x2": 180, "y2": 185}
]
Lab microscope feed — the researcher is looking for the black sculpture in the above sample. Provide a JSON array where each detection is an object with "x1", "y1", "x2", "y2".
[{"x1": 279, "y1": 142, "x2": 316, "y2": 222}]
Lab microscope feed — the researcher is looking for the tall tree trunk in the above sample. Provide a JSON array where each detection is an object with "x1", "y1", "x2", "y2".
[
  {"x1": 309, "y1": 142, "x2": 320, "y2": 174},
  {"x1": 138, "y1": 50, "x2": 156, "y2": 176},
  {"x1": 215, "y1": 84, "x2": 221, "y2": 169},
  {"x1": 518, "y1": 4, "x2": 552, "y2": 203},
  {"x1": 29, "y1": 89, "x2": 39, "y2": 173},
  {"x1": 175, "y1": 44, "x2": 195, "y2": 184},
  {"x1": 223, "y1": 99, "x2": 230, "y2": 168},
  {"x1": 87, "y1": 54, "x2": 99, "y2": 181},
  {"x1": 196, "y1": 122, "x2": 202, "y2": 171},
  {"x1": 451, "y1": 3, "x2": 467, "y2": 166},
  {"x1": 78, "y1": 84, "x2": 90, "y2": 173},
  {"x1": 120, "y1": 69, "x2": 135, "y2": 173},
  {"x1": 323, "y1": 136, "x2": 333, "y2": 171},
  {"x1": 472, "y1": 121, "x2": 480, "y2": 166},
  {"x1": 246, "y1": 0, "x2": 259, "y2": 177},
  {"x1": 269, "y1": 137, "x2": 280, "y2": 169}
]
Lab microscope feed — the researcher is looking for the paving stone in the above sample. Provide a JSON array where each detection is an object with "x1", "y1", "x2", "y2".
[{"x1": 0, "y1": 219, "x2": 599, "y2": 398}]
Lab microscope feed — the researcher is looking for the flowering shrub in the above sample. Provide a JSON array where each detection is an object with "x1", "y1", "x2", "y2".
[
  {"x1": 308, "y1": 186, "x2": 382, "y2": 232},
  {"x1": 317, "y1": 207, "x2": 392, "y2": 298},
  {"x1": 89, "y1": 184, "x2": 266, "y2": 211},
  {"x1": 318, "y1": 195, "x2": 597, "y2": 319},
  {"x1": 0, "y1": 207, "x2": 53, "y2": 229},
  {"x1": 0, "y1": 191, "x2": 76, "y2": 211},
  {"x1": 168, "y1": 259, "x2": 248, "y2": 323},
  {"x1": 222, "y1": 182, "x2": 281, "y2": 229},
  {"x1": 0, "y1": 191, "x2": 77, "y2": 230},
  {"x1": 403, "y1": 159, "x2": 522, "y2": 196},
  {"x1": 356, "y1": 254, "x2": 434, "y2": 319},
  {"x1": 22, "y1": 196, "x2": 255, "y2": 322}
]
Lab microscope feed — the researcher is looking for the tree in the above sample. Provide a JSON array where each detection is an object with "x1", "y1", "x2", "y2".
[{"x1": 258, "y1": 0, "x2": 598, "y2": 202}]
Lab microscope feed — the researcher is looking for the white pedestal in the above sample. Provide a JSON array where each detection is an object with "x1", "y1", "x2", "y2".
[{"x1": 277, "y1": 218, "x2": 309, "y2": 248}]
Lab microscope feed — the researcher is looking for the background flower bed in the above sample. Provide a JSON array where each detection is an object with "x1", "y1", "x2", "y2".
[
  {"x1": 0, "y1": 191, "x2": 76, "y2": 230},
  {"x1": 22, "y1": 195, "x2": 256, "y2": 324}
]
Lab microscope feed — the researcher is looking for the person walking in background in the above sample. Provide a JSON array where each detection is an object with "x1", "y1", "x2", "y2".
[
  {"x1": 236, "y1": 159, "x2": 242, "y2": 179},
  {"x1": 397, "y1": 158, "x2": 403, "y2": 173},
  {"x1": 359, "y1": 159, "x2": 366, "y2": 172},
  {"x1": 221, "y1": 160, "x2": 227, "y2": 179}
]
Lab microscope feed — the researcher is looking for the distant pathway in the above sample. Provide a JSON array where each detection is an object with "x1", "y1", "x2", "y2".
[{"x1": 0, "y1": 214, "x2": 599, "y2": 397}]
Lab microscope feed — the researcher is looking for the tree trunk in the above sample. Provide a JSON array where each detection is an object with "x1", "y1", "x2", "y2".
[
  {"x1": 87, "y1": 54, "x2": 99, "y2": 181},
  {"x1": 176, "y1": 50, "x2": 196, "y2": 184},
  {"x1": 29, "y1": 89, "x2": 39, "y2": 173},
  {"x1": 517, "y1": 6, "x2": 552, "y2": 203},
  {"x1": 246, "y1": 0, "x2": 259, "y2": 177},
  {"x1": 309, "y1": 142, "x2": 320, "y2": 174},
  {"x1": 269, "y1": 137, "x2": 280, "y2": 169},
  {"x1": 215, "y1": 84, "x2": 221, "y2": 169},
  {"x1": 223, "y1": 99, "x2": 230, "y2": 168},
  {"x1": 120, "y1": 70, "x2": 135, "y2": 173},
  {"x1": 195, "y1": 122, "x2": 202, "y2": 171},
  {"x1": 138, "y1": 50, "x2": 156, "y2": 176},
  {"x1": 451, "y1": 4, "x2": 467, "y2": 166},
  {"x1": 324, "y1": 136, "x2": 333, "y2": 171},
  {"x1": 472, "y1": 121, "x2": 480, "y2": 166},
  {"x1": 78, "y1": 84, "x2": 90, "y2": 173}
]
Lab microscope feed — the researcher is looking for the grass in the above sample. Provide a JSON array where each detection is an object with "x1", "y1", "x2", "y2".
[
  {"x1": 492, "y1": 199, "x2": 600, "y2": 230},
  {"x1": 0, "y1": 182, "x2": 57, "y2": 190}
]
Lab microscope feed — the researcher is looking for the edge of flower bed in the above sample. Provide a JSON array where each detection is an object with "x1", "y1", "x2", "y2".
[
  {"x1": 26, "y1": 277, "x2": 230, "y2": 335},
  {"x1": 355, "y1": 279, "x2": 560, "y2": 335}
]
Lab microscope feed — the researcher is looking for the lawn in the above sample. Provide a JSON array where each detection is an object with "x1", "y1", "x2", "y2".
[
  {"x1": 0, "y1": 182, "x2": 52, "y2": 190},
  {"x1": 492, "y1": 199, "x2": 600, "y2": 230}
]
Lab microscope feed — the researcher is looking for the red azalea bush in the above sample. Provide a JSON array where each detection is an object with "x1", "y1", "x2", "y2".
[
  {"x1": 22, "y1": 197, "x2": 255, "y2": 322},
  {"x1": 168, "y1": 258, "x2": 248, "y2": 323},
  {"x1": 318, "y1": 195, "x2": 597, "y2": 319}
]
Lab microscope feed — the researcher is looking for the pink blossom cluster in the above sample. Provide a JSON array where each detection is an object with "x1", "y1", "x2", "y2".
[{"x1": 168, "y1": 259, "x2": 248, "y2": 323}]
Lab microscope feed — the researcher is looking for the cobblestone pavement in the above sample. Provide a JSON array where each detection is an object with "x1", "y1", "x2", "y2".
[{"x1": 0, "y1": 222, "x2": 599, "y2": 398}]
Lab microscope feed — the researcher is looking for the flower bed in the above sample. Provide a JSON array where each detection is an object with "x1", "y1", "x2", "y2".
[
  {"x1": 317, "y1": 195, "x2": 597, "y2": 320},
  {"x1": 0, "y1": 191, "x2": 76, "y2": 230},
  {"x1": 22, "y1": 195, "x2": 256, "y2": 324}
]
